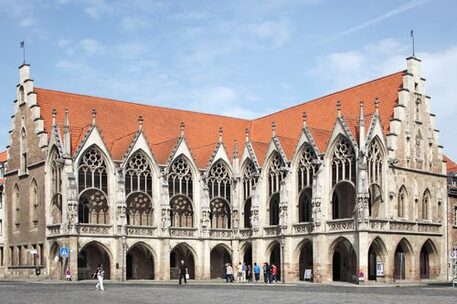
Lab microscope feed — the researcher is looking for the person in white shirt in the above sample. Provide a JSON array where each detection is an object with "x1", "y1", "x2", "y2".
[
  {"x1": 237, "y1": 262, "x2": 243, "y2": 283},
  {"x1": 95, "y1": 264, "x2": 105, "y2": 291}
]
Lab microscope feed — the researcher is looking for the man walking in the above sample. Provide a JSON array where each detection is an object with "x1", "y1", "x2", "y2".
[
  {"x1": 179, "y1": 260, "x2": 188, "y2": 285},
  {"x1": 241, "y1": 262, "x2": 247, "y2": 283},
  {"x1": 253, "y1": 262, "x2": 261, "y2": 283},
  {"x1": 95, "y1": 264, "x2": 105, "y2": 291},
  {"x1": 226, "y1": 263, "x2": 234, "y2": 282}
]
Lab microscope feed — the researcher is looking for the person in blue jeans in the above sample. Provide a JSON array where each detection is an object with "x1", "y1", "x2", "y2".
[{"x1": 253, "y1": 262, "x2": 261, "y2": 283}]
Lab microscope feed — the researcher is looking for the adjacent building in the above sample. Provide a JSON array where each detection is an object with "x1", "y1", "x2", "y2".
[
  {"x1": 0, "y1": 150, "x2": 6, "y2": 274},
  {"x1": 1, "y1": 56, "x2": 449, "y2": 283},
  {"x1": 446, "y1": 156, "x2": 457, "y2": 253}
]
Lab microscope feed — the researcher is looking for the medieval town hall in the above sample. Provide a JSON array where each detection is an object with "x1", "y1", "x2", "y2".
[{"x1": 0, "y1": 56, "x2": 449, "y2": 283}]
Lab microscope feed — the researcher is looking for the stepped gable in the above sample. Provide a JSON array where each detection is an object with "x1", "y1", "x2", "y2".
[{"x1": 34, "y1": 70, "x2": 405, "y2": 168}]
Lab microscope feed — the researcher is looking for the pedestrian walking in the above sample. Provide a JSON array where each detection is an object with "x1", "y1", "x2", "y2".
[
  {"x1": 253, "y1": 262, "x2": 261, "y2": 283},
  {"x1": 65, "y1": 268, "x2": 72, "y2": 281},
  {"x1": 236, "y1": 262, "x2": 243, "y2": 283},
  {"x1": 271, "y1": 264, "x2": 278, "y2": 283},
  {"x1": 246, "y1": 264, "x2": 252, "y2": 283},
  {"x1": 226, "y1": 263, "x2": 233, "y2": 282},
  {"x1": 263, "y1": 262, "x2": 271, "y2": 284},
  {"x1": 241, "y1": 262, "x2": 247, "y2": 283},
  {"x1": 95, "y1": 264, "x2": 105, "y2": 291},
  {"x1": 178, "y1": 260, "x2": 188, "y2": 285}
]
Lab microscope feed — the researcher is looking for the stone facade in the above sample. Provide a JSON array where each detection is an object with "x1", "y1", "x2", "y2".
[
  {"x1": 0, "y1": 151, "x2": 6, "y2": 274},
  {"x1": 1, "y1": 58, "x2": 450, "y2": 283}
]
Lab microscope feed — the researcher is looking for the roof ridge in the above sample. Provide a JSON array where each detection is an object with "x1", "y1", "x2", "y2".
[
  {"x1": 253, "y1": 70, "x2": 406, "y2": 121},
  {"x1": 34, "y1": 87, "x2": 251, "y2": 122}
]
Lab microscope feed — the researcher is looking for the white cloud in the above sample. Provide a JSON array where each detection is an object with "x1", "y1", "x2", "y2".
[
  {"x1": 120, "y1": 16, "x2": 149, "y2": 32},
  {"x1": 309, "y1": 39, "x2": 457, "y2": 160},
  {"x1": 247, "y1": 19, "x2": 291, "y2": 48},
  {"x1": 18, "y1": 17, "x2": 36, "y2": 27},
  {"x1": 78, "y1": 38, "x2": 105, "y2": 55}
]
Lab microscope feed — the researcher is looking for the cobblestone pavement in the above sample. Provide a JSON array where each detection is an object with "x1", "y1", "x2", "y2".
[{"x1": 1, "y1": 281, "x2": 456, "y2": 304}]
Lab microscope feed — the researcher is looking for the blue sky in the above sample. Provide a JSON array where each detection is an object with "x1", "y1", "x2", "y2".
[{"x1": 1, "y1": 0, "x2": 456, "y2": 160}]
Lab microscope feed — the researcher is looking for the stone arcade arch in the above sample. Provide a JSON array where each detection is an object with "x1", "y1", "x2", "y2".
[
  {"x1": 297, "y1": 240, "x2": 313, "y2": 281},
  {"x1": 330, "y1": 237, "x2": 357, "y2": 282},
  {"x1": 49, "y1": 242, "x2": 64, "y2": 279},
  {"x1": 78, "y1": 242, "x2": 111, "y2": 280},
  {"x1": 367, "y1": 237, "x2": 388, "y2": 281},
  {"x1": 394, "y1": 238, "x2": 413, "y2": 281},
  {"x1": 419, "y1": 239, "x2": 439, "y2": 279},
  {"x1": 210, "y1": 244, "x2": 232, "y2": 279},
  {"x1": 331, "y1": 181, "x2": 356, "y2": 219},
  {"x1": 268, "y1": 241, "x2": 281, "y2": 281},
  {"x1": 126, "y1": 243, "x2": 155, "y2": 280},
  {"x1": 170, "y1": 243, "x2": 195, "y2": 280}
]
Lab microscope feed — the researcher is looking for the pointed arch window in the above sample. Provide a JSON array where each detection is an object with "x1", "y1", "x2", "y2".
[
  {"x1": 243, "y1": 160, "x2": 258, "y2": 201},
  {"x1": 398, "y1": 186, "x2": 407, "y2": 218},
  {"x1": 421, "y1": 190, "x2": 430, "y2": 220},
  {"x1": 297, "y1": 144, "x2": 317, "y2": 192},
  {"x1": 331, "y1": 137, "x2": 356, "y2": 186},
  {"x1": 20, "y1": 127, "x2": 28, "y2": 174},
  {"x1": 168, "y1": 156, "x2": 194, "y2": 227},
  {"x1": 30, "y1": 179, "x2": 39, "y2": 228},
  {"x1": 268, "y1": 152, "x2": 285, "y2": 226},
  {"x1": 13, "y1": 185, "x2": 20, "y2": 230},
  {"x1": 367, "y1": 139, "x2": 383, "y2": 186},
  {"x1": 125, "y1": 152, "x2": 153, "y2": 197},
  {"x1": 242, "y1": 159, "x2": 258, "y2": 228},
  {"x1": 208, "y1": 160, "x2": 232, "y2": 229},
  {"x1": 415, "y1": 98, "x2": 422, "y2": 122},
  {"x1": 18, "y1": 86, "x2": 25, "y2": 105},
  {"x1": 297, "y1": 144, "x2": 318, "y2": 223},
  {"x1": 415, "y1": 130, "x2": 423, "y2": 161},
  {"x1": 168, "y1": 156, "x2": 193, "y2": 200},
  {"x1": 208, "y1": 160, "x2": 231, "y2": 202},
  {"x1": 268, "y1": 152, "x2": 286, "y2": 196},
  {"x1": 78, "y1": 147, "x2": 108, "y2": 194},
  {"x1": 50, "y1": 150, "x2": 63, "y2": 224},
  {"x1": 125, "y1": 152, "x2": 153, "y2": 226}
]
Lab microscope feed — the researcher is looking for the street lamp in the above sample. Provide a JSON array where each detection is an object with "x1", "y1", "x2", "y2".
[
  {"x1": 280, "y1": 231, "x2": 285, "y2": 284},
  {"x1": 121, "y1": 236, "x2": 127, "y2": 282}
]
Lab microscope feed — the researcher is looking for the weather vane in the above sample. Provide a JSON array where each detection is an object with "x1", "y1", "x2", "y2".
[{"x1": 20, "y1": 40, "x2": 26, "y2": 64}]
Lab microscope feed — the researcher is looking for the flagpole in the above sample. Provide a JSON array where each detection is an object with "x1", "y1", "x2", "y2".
[
  {"x1": 23, "y1": 44, "x2": 25, "y2": 64},
  {"x1": 412, "y1": 34, "x2": 415, "y2": 58}
]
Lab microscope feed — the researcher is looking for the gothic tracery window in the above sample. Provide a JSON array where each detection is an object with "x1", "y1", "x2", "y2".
[
  {"x1": 297, "y1": 145, "x2": 317, "y2": 223},
  {"x1": 50, "y1": 150, "x2": 63, "y2": 224},
  {"x1": 78, "y1": 147, "x2": 109, "y2": 224},
  {"x1": 208, "y1": 160, "x2": 232, "y2": 229},
  {"x1": 367, "y1": 139, "x2": 383, "y2": 186},
  {"x1": 78, "y1": 147, "x2": 108, "y2": 194},
  {"x1": 170, "y1": 195, "x2": 193, "y2": 227},
  {"x1": 242, "y1": 159, "x2": 258, "y2": 228},
  {"x1": 125, "y1": 152, "x2": 153, "y2": 226},
  {"x1": 210, "y1": 198, "x2": 231, "y2": 228},
  {"x1": 168, "y1": 156, "x2": 194, "y2": 227},
  {"x1": 268, "y1": 152, "x2": 285, "y2": 225},
  {"x1": 168, "y1": 156, "x2": 193, "y2": 200},
  {"x1": 331, "y1": 137, "x2": 356, "y2": 186}
]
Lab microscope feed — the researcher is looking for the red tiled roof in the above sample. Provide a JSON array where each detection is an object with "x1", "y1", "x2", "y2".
[
  {"x1": 34, "y1": 70, "x2": 405, "y2": 169},
  {"x1": 444, "y1": 155, "x2": 457, "y2": 174},
  {"x1": 0, "y1": 151, "x2": 6, "y2": 163}
]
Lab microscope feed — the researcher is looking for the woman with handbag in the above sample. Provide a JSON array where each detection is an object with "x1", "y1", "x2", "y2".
[{"x1": 178, "y1": 260, "x2": 188, "y2": 285}]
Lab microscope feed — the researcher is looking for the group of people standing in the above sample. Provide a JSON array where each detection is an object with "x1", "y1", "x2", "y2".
[{"x1": 225, "y1": 262, "x2": 279, "y2": 283}]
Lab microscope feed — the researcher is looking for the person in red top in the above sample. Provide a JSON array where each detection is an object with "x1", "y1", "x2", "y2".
[{"x1": 271, "y1": 264, "x2": 278, "y2": 283}]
